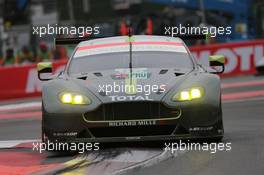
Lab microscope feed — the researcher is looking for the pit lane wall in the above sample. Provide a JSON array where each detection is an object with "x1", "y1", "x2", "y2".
[{"x1": 0, "y1": 39, "x2": 264, "y2": 100}]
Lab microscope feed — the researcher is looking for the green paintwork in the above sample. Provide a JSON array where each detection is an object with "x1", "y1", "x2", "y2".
[
  {"x1": 37, "y1": 62, "x2": 52, "y2": 72},
  {"x1": 125, "y1": 36, "x2": 135, "y2": 42},
  {"x1": 209, "y1": 55, "x2": 225, "y2": 64}
]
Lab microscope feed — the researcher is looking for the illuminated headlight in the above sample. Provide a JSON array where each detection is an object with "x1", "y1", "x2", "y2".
[
  {"x1": 60, "y1": 92, "x2": 91, "y2": 105},
  {"x1": 172, "y1": 87, "x2": 204, "y2": 101}
]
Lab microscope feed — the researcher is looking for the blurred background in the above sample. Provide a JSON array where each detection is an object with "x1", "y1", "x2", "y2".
[{"x1": 0, "y1": 0, "x2": 264, "y2": 67}]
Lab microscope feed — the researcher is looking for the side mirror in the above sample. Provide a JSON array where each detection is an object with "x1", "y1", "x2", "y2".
[
  {"x1": 37, "y1": 62, "x2": 53, "y2": 81},
  {"x1": 209, "y1": 55, "x2": 225, "y2": 74}
]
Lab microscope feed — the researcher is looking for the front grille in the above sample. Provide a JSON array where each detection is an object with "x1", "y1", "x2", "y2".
[
  {"x1": 89, "y1": 125, "x2": 176, "y2": 137},
  {"x1": 84, "y1": 102, "x2": 180, "y2": 121}
]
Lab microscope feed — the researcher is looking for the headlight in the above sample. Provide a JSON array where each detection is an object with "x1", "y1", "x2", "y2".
[
  {"x1": 59, "y1": 92, "x2": 91, "y2": 105},
  {"x1": 172, "y1": 87, "x2": 204, "y2": 101}
]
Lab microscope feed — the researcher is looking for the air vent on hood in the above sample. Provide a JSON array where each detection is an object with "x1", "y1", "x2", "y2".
[
  {"x1": 94, "y1": 72, "x2": 103, "y2": 77},
  {"x1": 159, "y1": 69, "x2": 168, "y2": 74},
  {"x1": 77, "y1": 76, "x2": 87, "y2": 80},
  {"x1": 175, "y1": 72, "x2": 184, "y2": 76}
]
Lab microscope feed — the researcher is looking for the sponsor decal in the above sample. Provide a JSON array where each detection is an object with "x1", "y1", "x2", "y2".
[
  {"x1": 53, "y1": 132, "x2": 78, "y2": 137},
  {"x1": 109, "y1": 120, "x2": 156, "y2": 127},
  {"x1": 111, "y1": 68, "x2": 150, "y2": 80},
  {"x1": 189, "y1": 126, "x2": 214, "y2": 132},
  {"x1": 109, "y1": 95, "x2": 153, "y2": 101}
]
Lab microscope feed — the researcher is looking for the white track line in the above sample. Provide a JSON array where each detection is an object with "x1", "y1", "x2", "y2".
[
  {"x1": 223, "y1": 97, "x2": 264, "y2": 103},
  {"x1": 0, "y1": 139, "x2": 40, "y2": 148},
  {"x1": 0, "y1": 102, "x2": 41, "y2": 111}
]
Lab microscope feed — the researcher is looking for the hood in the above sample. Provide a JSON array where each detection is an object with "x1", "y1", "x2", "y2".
[{"x1": 71, "y1": 68, "x2": 192, "y2": 103}]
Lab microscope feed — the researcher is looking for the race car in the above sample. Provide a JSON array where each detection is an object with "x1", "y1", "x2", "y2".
[
  {"x1": 37, "y1": 35, "x2": 225, "y2": 144},
  {"x1": 256, "y1": 58, "x2": 264, "y2": 75}
]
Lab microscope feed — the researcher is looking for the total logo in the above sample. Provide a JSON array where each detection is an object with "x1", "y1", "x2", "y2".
[{"x1": 109, "y1": 95, "x2": 153, "y2": 101}]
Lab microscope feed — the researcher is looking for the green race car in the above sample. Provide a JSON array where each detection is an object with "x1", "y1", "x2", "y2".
[{"x1": 38, "y1": 35, "x2": 225, "y2": 144}]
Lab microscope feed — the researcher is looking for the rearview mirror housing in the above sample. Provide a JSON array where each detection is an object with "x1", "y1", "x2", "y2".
[
  {"x1": 209, "y1": 55, "x2": 225, "y2": 74},
  {"x1": 37, "y1": 62, "x2": 53, "y2": 81}
]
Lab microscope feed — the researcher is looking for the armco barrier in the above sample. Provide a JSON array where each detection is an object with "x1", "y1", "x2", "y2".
[{"x1": 0, "y1": 39, "x2": 264, "y2": 100}]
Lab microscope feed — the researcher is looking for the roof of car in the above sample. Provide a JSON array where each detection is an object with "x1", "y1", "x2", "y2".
[
  {"x1": 74, "y1": 35, "x2": 187, "y2": 58},
  {"x1": 78, "y1": 35, "x2": 183, "y2": 47}
]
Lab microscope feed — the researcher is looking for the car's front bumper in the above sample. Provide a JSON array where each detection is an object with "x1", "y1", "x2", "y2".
[{"x1": 42, "y1": 113, "x2": 223, "y2": 143}]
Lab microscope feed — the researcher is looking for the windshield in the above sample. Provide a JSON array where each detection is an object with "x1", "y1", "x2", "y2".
[{"x1": 68, "y1": 51, "x2": 193, "y2": 75}]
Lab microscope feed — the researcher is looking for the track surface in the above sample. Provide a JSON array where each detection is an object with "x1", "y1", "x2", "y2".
[
  {"x1": 126, "y1": 99, "x2": 264, "y2": 175},
  {"x1": 0, "y1": 75, "x2": 263, "y2": 175}
]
